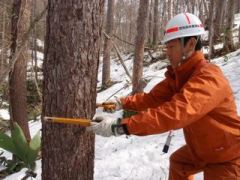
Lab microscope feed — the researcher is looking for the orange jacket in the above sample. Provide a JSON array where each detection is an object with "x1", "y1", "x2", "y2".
[{"x1": 121, "y1": 51, "x2": 240, "y2": 163}]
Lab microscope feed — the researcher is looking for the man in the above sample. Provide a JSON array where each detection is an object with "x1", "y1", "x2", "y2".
[{"x1": 87, "y1": 13, "x2": 240, "y2": 179}]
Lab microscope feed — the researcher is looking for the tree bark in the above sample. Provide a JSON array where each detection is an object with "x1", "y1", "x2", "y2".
[
  {"x1": 223, "y1": 0, "x2": 235, "y2": 52},
  {"x1": 42, "y1": 0, "x2": 104, "y2": 179},
  {"x1": 9, "y1": 0, "x2": 31, "y2": 141},
  {"x1": 102, "y1": 0, "x2": 115, "y2": 88},
  {"x1": 132, "y1": 0, "x2": 149, "y2": 94},
  {"x1": 152, "y1": 0, "x2": 159, "y2": 47}
]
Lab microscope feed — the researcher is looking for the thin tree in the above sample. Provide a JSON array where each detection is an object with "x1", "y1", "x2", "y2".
[
  {"x1": 148, "y1": 0, "x2": 153, "y2": 45},
  {"x1": 237, "y1": 0, "x2": 240, "y2": 13},
  {"x1": 213, "y1": 0, "x2": 226, "y2": 43},
  {"x1": 127, "y1": 0, "x2": 136, "y2": 49},
  {"x1": 239, "y1": 26, "x2": 240, "y2": 48},
  {"x1": 9, "y1": 0, "x2": 31, "y2": 141},
  {"x1": 223, "y1": 0, "x2": 235, "y2": 52},
  {"x1": 42, "y1": 0, "x2": 104, "y2": 179},
  {"x1": 31, "y1": 0, "x2": 38, "y2": 82},
  {"x1": 102, "y1": 0, "x2": 115, "y2": 89},
  {"x1": 208, "y1": 0, "x2": 215, "y2": 59},
  {"x1": 152, "y1": 0, "x2": 159, "y2": 48},
  {"x1": 1, "y1": 2, "x2": 6, "y2": 72},
  {"x1": 132, "y1": 0, "x2": 149, "y2": 94},
  {"x1": 167, "y1": 0, "x2": 173, "y2": 20}
]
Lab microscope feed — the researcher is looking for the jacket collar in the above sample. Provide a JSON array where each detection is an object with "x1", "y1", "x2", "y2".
[{"x1": 166, "y1": 51, "x2": 207, "y2": 80}]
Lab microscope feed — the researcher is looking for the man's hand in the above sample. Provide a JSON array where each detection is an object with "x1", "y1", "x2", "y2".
[{"x1": 86, "y1": 115, "x2": 128, "y2": 137}]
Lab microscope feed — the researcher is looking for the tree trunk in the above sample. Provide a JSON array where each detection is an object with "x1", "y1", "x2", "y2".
[
  {"x1": 1, "y1": 3, "x2": 6, "y2": 72},
  {"x1": 152, "y1": 0, "x2": 159, "y2": 48},
  {"x1": 32, "y1": 0, "x2": 38, "y2": 82},
  {"x1": 199, "y1": 0, "x2": 204, "y2": 23},
  {"x1": 223, "y1": 0, "x2": 235, "y2": 52},
  {"x1": 237, "y1": 0, "x2": 240, "y2": 13},
  {"x1": 202, "y1": 0, "x2": 208, "y2": 18},
  {"x1": 42, "y1": 0, "x2": 104, "y2": 179},
  {"x1": 213, "y1": 0, "x2": 226, "y2": 43},
  {"x1": 148, "y1": 0, "x2": 153, "y2": 45},
  {"x1": 9, "y1": 0, "x2": 31, "y2": 141},
  {"x1": 167, "y1": 0, "x2": 173, "y2": 20},
  {"x1": 239, "y1": 26, "x2": 240, "y2": 48},
  {"x1": 31, "y1": 0, "x2": 38, "y2": 82},
  {"x1": 208, "y1": 0, "x2": 215, "y2": 59},
  {"x1": 102, "y1": 0, "x2": 115, "y2": 88},
  {"x1": 160, "y1": 0, "x2": 167, "y2": 38},
  {"x1": 132, "y1": 0, "x2": 149, "y2": 94}
]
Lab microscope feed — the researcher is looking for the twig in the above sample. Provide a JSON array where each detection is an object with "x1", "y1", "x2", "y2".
[
  {"x1": 105, "y1": 83, "x2": 130, "y2": 101},
  {"x1": 21, "y1": 169, "x2": 37, "y2": 180},
  {"x1": 112, "y1": 34, "x2": 134, "y2": 46}
]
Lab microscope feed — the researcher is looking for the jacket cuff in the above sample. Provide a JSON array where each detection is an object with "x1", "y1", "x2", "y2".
[{"x1": 111, "y1": 118, "x2": 130, "y2": 136}]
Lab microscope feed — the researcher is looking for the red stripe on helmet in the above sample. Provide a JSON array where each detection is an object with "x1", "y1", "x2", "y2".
[
  {"x1": 184, "y1": 13, "x2": 191, "y2": 24},
  {"x1": 166, "y1": 26, "x2": 179, "y2": 33}
]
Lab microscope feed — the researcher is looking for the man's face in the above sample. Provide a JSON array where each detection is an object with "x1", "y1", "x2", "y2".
[
  {"x1": 166, "y1": 39, "x2": 183, "y2": 68},
  {"x1": 165, "y1": 38, "x2": 196, "y2": 68}
]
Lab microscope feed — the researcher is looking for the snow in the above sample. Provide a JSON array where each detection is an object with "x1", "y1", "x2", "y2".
[
  {"x1": 235, "y1": 13, "x2": 240, "y2": 28},
  {"x1": 36, "y1": 39, "x2": 44, "y2": 48},
  {"x1": 0, "y1": 109, "x2": 10, "y2": 120}
]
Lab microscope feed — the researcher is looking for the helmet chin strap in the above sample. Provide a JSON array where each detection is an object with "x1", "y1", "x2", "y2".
[
  {"x1": 177, "y1": 36, "x2": 200, "y2": 67},
  {"x1": 177, "y1": 38, "x2": 187, "y2": 67},
  {"x1": 181, "y1": 38, "x2": 187, "y2": 60}
]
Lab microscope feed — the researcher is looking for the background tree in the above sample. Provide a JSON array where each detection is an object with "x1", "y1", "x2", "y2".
[
  {"x1": 0, "y1": 1, "x2": 7, "y2": 73},
  {"x1": 148, "y1": 0, "x2": 153, "y2": 45},
  {"x1": 208, "y1": 0, "x2": 215, "y2": 59},
  {"x1": 102, "y1": 0, "x2": 115, "y2": 88},
  {"x1": 42, "y1": 0, "x2": 104, "y2": 179},
  {"x1": 0, "y1": 1, "x2": 12, "y2": 85},
  {"x1": 223, "y1": 0, "x2": 236, "y2": 52},
  {"x1": 152, "y1": 0, "x2": 159, "y2": 48},
  {"x1": 31, "y1": 0, "x2": 38, "y2": 82},
  {"x1": 9, "y1": 0, "x2": 31, "y2": 141},
  {"x1": 213, "y1": 0, "x2": 226, "y2": 44},
  {"x1": 167, "y1": 0, "x2": 173, "y2": 20},
  {"x1": 132, "y1": 0, "x2": 149, "y2": 94},
  {"x1": 239, "y1": 26, "x2": 240, "y2": 48}
]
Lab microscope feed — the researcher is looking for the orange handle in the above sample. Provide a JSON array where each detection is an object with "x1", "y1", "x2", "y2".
[{"x1": 96, "y1": 102, "x2": 116, "y2": 110}]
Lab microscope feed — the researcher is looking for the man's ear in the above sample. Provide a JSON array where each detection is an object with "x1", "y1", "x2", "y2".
[{"x1": 186, "y1": 37, "x2": 197, "y2": 51}]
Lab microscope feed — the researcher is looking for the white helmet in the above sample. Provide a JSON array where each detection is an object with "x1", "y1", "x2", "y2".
[{"x1": 162, "y1": 13, "x2": 205, "y2": 44}]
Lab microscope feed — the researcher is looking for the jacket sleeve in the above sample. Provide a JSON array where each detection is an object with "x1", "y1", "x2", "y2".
[
  {"x1": 121, "y1": 78, "x2": 174, "y2": 111},
  {"x1": 122, "y1": 65, "x2": 230, "y2": 135}
]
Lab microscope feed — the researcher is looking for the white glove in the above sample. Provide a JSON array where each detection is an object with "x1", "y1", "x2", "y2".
[{"x1": 86, "y1": 116, "x2": 128, "y2": 137}]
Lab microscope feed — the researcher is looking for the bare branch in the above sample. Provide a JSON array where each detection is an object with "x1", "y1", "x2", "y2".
[
  {"x1": 103, "y1": 31, "x2": 132, "y2": 82},
  {"x1": 112, "y1": 33, "x2": 134, "y2": 46}
]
